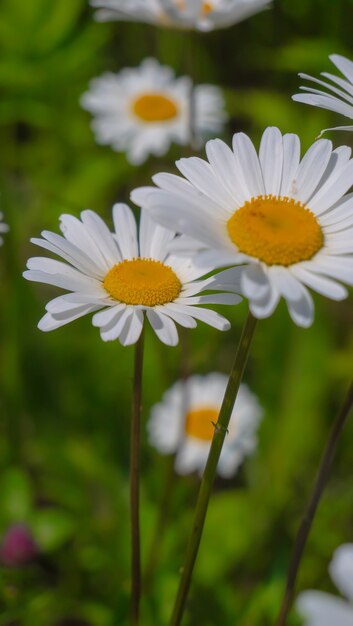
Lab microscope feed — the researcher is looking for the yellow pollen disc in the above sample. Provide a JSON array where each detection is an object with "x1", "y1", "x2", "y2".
[
  {"x1": 202, "y1": 1, "x2": 213, "y2": 14},
  {"x1": 185, "y1": 406, "x2": 219, "y2": 441},
  {"x1": 132, "y1": 93, "x2": 178, "y2": 122},
  {"x1": 227, "y1": 195, "x2": 323, "y2": 266},
  {"x1": 103, "y1": 258, "x2": 182, "y2": 306}
]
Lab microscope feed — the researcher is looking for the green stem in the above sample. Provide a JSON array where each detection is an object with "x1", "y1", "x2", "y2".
[
  {"x1": 275, "y1": 381, "x2": 353, "y2": 626},
  {"x1": 169, "y1": 311, "x2": 258, "y2": 626},
  {"x1": 130, "y1": 328, "x2": 145, "y2": 626}
]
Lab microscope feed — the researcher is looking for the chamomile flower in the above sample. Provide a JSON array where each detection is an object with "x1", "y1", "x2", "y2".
[
  {"x1": 148, "y1": 373, "x2": 262, "y2": 477},
  {"x1": 23, "y1": 205, "x2": 242, "y2": 346},
  {"x1": 90, "y1": 0, "x2": 272, "y2": 32},
  {"x1": 132, "y1": 126, "x2": 353, "y2": 328},
  {"x1": 297, "y1": 544, "x2": 353, "y2": 626},
  {"x1": 0, "y1": 212, "x2": 9, "y2": 245},
  {"x1": 81, "y1": 58, "x2": 226, "y2": 165},
  {"x1": 293, "y1": 55, "x2": 353, "y2": 135}
]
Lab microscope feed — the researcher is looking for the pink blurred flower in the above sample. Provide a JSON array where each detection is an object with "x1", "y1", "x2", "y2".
[{"x1": 0, "y1": 524, "x2": 38, "y2": 567}]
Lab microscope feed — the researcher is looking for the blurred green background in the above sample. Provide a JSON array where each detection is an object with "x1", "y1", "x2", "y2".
[{"x1": 0, "y1": 0, "x2": 353, "y2": 624}]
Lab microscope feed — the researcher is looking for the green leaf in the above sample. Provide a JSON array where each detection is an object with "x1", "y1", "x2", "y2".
[{"x1": 30, "y1": 508, "x2": 76, "y2": 551}]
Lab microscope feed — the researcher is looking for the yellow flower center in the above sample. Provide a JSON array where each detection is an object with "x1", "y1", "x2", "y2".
[
  {"x1": 202, "y1": 1, "x2": 213, "y2": 14},
  {"x1": 185, "y1": 406, "x2": 219, "y2": 441},
  {"x1": 175, "y1": 0, "x2": 213, "y2": 14},
  {"x1": 227, "y1": 195, "x2": 323, "y2": 266},
  {"x1": 132, "y1": 93, "x2": 178, "y2": 122},
  {"x1": 103, "y1": 258, "x2": 182, "y2": 306}
]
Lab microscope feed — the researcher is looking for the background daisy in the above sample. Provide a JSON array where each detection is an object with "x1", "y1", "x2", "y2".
[
  {"x1": 148, "y1": 373, "x2": 262, "y2": 477},
  {"x1": 90, "y1": 0, "x2": 272, "y2": 31},
  {"x1": 81, "y1": 58, "x2": 227, "y2": 165},
  {"x1": 293, "y1": 54, "x2": 353, "y2": 135},
  {"x1": 297, "y1": 544, "x2": 353, "y2": 626},
  {"x1": 132, "y1": 126, "x2": 353, "y2": 328},
  {"x1": 23, "y1": 205, "x2": 242, "y2": 346}
]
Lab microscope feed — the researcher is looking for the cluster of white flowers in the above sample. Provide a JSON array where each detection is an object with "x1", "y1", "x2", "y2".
[{"x1": 19, "y1": 0, "x2": 353, "y2": 617}]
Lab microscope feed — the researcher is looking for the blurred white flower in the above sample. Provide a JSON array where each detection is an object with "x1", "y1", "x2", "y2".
[
  {"x1": 297, "y1": 544, "x2": 353, "y2": 626},
  {"x1": 90, "y1": 0, "x2": 272, "y2": 31},
  {"x1": 0, "y1": 212, "x2": 9, "y2": 245},
  {"x1": 293, "y1": 54, "x2": 353, "y2": 136},
  {"x1": 81, "y1": 58, "x2": 227, "y2": 165},
  {"x1": 23, "y1": 205, "x2": 242, "y2": 346},
  {"x1": 148, "y1": 373, "x2": 262, "y2": 477},
  {"x1": 132, "y1": 127, "x2": 353, "y2": 328}
]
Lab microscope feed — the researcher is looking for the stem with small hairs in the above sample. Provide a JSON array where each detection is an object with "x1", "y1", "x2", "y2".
[
  {"x1": 275, "y1": 381, "x2": 353, "y2": 626},
  {"x1": 169, "y1": 311, "x2": 258, "y2": 626},
  {"x1": 130, "y1": 328, "x2": 145, "y2": 625}
]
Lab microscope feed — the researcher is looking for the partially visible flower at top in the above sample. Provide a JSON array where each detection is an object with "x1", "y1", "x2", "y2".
[
  {"x1": 297, "y1": 543, "x2": 353, "y2": 626},
  {"x1": 90, "y1": 0, "x2": 272, "y2": 32},
  {"x1": 0, "y1": 212, "x2": 9, "y2": 245},
  {"x1": 293, "y1": 55, "x2": 353, "y2": 136},
  {"x1": 23, "y1": 205, "x2": 243, "y2": 346},
  {"x1": 132, "y1": 127, "x2": 353, "y2": 328},
  {"x1": 148, "y1": 373, "x2": 262, "y2": 477},
  {"x1": 0, "y1": 524, "x2": 38, "y2": 567},
  {"x1": 81, "y1": 58, "x2": 227, "y2": 165}
]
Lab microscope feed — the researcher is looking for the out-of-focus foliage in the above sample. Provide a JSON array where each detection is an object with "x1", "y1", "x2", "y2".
[{"x1": 0, "y1": 0, "x2": 352, "y2": 624}]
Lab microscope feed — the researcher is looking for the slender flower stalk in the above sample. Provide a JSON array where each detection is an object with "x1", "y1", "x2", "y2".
[
  {"x1": 130, "y1": 328, "x2": 145, "y2": 625},
  {"x1": 169, "y1": 311, "x2": 258, "y2": 626},
  {"x1": 275, "y1": 381, "x2": 353, "y2": 626}
]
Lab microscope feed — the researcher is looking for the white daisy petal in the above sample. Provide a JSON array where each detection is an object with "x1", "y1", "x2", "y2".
[
  {"x1": 285, "y1": 282, "x2": 314, "y2": 328},
  {"x1": 280, "y1": 133, "x2": 301, "y2": 196},
  {"x1": 240, "y1": 264, "x2": 271, "y2": 300},
  {"x1": 297, "y1": 542, "x2": 353, "y2": 626},
  {"x1": 112, "y1": 203, "x2": 139, "y2": 259},
  {"x1": 294, "y1": 139, "x2": 332, "y2": 204},
  {"x1": 330, "y1": 544, "x2": 353, "y2": 602},
  {"x1": 119, "y1": 309, "x2": 144, "y2": 346},
  {"x1": 206, "y1": 138, "x2": 249, "y2": 205},
  {"x1": 259, "y1": 126, "x2": 284, "y2": 196},
  {"x1": 297, "y1": 591, "x2": 353, "y2": 626},
  {"x1": 147, "y1": 309, "x2": 179, "y2": 346},
  {"x1": 291, "y1": 265, "x2": 348, "y2": 300}
]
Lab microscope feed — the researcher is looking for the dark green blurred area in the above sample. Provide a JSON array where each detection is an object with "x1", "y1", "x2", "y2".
[{"x1": 0, "y1": 0, "x2": 353, "y2": 624}]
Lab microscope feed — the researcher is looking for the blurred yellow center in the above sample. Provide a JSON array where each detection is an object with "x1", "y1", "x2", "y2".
[
  {"x1": 185, "y1": 406, "x2": 219, "y2": 441},
  {"x1": 227, "y1": 195, "x2": 323, "y2": 266},
  {"x1": 175, "y1": 0, "x2": 213, "y2": 14},
  {"x1": 132, "y1": 93, "x2": 178, "y2": 122},
  {"x1": 103, "y1": 258, "x2": 182, "y2": 306},
  {"x1": 202, "y1": 2, "x2": 213, "y2": 14}
]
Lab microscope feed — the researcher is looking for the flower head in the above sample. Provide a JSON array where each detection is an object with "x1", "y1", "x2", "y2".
[
  {"x1": 23, "y1": 205, "x2": 242, "y2": 346},
  {"x1": 0, "y1": 212, "x2": 9, "y2": 245},
  {"x1": 297, "y1": 544, "x2": 353, "y2": 625},
  {"x1": 148, "y1": 373, "x2": 262, "y2": 477},
  {"x1": 132, "y1": 127, "x2": 353, "y2": 327},
  {"x1": 293, "y1": 54, "x2": 353, "y2": 136},
  {"x1": 90, "y1": 0, "x2": 272, "y2": 32},
  {"x1": 81, "y1": 58, "x2": 226, "y2": 165},
  {"x1": 0, "y1": 524, "x2": 38, "y2": 567}
]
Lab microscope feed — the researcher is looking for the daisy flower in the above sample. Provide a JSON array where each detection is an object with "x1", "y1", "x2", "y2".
[
  {"x1": 293, "y1": 54, "x2": 353, "y2": 136},
  {"x1": 132, "y1": 126, "x2": 353, "y2": 328},
  {"x1": 81, "y1": 58, "x2": 227, "y2": 165},
  {"x1": 0, "y1": 212, "x2": 9, "y2": 245},
  {"x1": 90, "y1": 0, "x2": 272, "y2": 32},
  {"x1": 297, "y1": 544, "x2": 353, "y2": 626},
  {"x1": 23, "y1": 205, "x2": 242, "y2": 346},
  {"x1": 148, "y1": 373, "x2": 262, "y2": 477}
]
